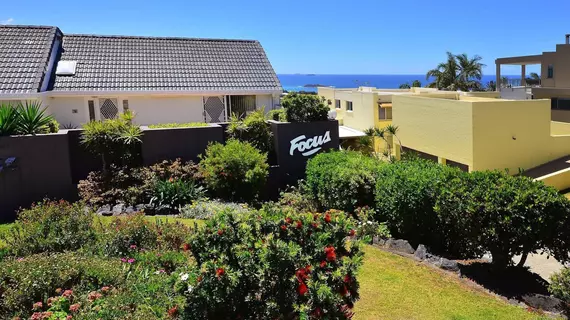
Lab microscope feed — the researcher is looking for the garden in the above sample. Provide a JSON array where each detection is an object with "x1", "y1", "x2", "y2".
[{"x1": 1, "y1": 94, "x2": 570, "y2": 319}]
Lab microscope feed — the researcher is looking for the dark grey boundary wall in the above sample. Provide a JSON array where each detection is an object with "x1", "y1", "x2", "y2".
[
  {"x1": 0, "y1": 131, "x2": 75, "y2": 222},
  {"x1": 141, "y1": 124, "x2": 224, "y2": 165},
  {"x1": 269, "y1": 120, "x2": 339, "y2": 186}
]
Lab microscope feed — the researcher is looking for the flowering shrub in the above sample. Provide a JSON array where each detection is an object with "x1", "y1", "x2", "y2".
[
  {"x1": 278, "y1": 184, "x2": 319, "y2": 213},
  {"x1": 353, "y1": 207, "x2": 391, "y2": 243},
  {"x1": 549, "y1": 267, "x2": 570, "y2": 302},
  {"x1": 199, "y1": 139, "x2": 269, "y2": 202},
  {"x1": 226, "y1": 109, "x2": 274, "y2": 154},
  {"x1": 181, "y1": 206, "x2": 364, "y2": 319},
  {"x1": 181, "y1": 199, "x2": 248, "y2": 219},
  {"x1": 1, "y1": 200, "x2": 96, "y2": 257}
]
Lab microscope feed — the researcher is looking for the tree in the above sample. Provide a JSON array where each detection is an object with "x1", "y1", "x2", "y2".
[
  {"x1": 399, "y1": 83, "x2": 411, "y2": 89},
  {"x1": 426, "y1": 52, "x2": 485, "y2": 91},
  {"x1": 485, "y1": 81, "x2": 496, "y2": 91},
  {"x1": 526, "y1": 72, "x2": 541, "y2": 86},
  {"x1": 411, "y1": 80, "x2": 422, "y2": 88}
]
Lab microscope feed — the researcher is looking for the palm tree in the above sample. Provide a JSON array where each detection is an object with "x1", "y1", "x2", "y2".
[
  {"x1": 426, "y1": 52, "x2": 485, "y2": 91},
  {"x1": 411, "y1": 80, "x2": 422, "y2": 88},
  {"x1": 399, "y1": 83, "x2": 411, "y2": 89}
]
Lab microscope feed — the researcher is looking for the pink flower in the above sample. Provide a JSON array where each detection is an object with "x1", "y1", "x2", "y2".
[
  {"x1": 62, "y1": 290, "x2": 73, "y2": 298},
  {"x1": 66, "y1": 316, "x2": 73, "y2": 320},
  {"x1": 87, "y1": 291, "x2": 103, "y2": 301},
  {"x1": 30, "y1": 312, "x2": 42, "y2": 320},
  {"x1": 17, "y1": 257, "x2": 24, "y2": 262},
  {"x1": 129, "y1": 244, "x2": 137, "y2": 250},
  {"x1": 32, "y1": 302, "x2": 43, "y2": 310},
  {"x1": 127, "y1": 258, "x2": 135, "y2": 264},
  {"x1": 101, "y1": 286, "x2": 111, "y2": 293},
  {"x1": 69, "y1": 303, "x2": 80, "y2": 313},
  {"x1": 120, "y1": 258, "x2": 127, "y2": 263}
]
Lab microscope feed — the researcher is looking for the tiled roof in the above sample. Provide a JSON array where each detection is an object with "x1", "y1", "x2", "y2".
[
  {"x1": 52, "y1": 34, "x2": 282, "y2": 92},
  {"x1": 0, "y1": 25, "x2": 61, "y2": 94}
]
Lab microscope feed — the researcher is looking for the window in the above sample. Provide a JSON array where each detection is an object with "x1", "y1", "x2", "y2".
[
  {"x1": 88, "y1": 100, "x2": 95, "y2": 121},
  {"x1": 55, "y1": 61, "x2": 77, "y2": 76},
  {"x1": 548, "y1": 64, "x2": 554, "y2": 78},
  {"x1": 346, "y1": 101, "x2": 353, "y2": 111},
  {"x1": 335, "y1": 99, "x2": 341, "y2": 109},
  {"x1": 122, "y1": 100, "x2": 129, "y2": 112},
  {"x1": 378, "y1": 106, "x2": 392, "y2": 120}
]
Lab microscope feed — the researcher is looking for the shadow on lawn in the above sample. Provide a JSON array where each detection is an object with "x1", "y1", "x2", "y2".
[{"x1": 459, "y1": 262, "x2": 550, "y2": 299}]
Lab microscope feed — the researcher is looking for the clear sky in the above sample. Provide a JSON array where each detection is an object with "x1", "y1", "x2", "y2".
[{"x1": 2, "y1": 0, "x2": 567, "y2": 75}]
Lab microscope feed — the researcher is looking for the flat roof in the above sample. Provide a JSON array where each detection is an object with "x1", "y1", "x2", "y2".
[{"x1": 495, "y1": 54, "x2": 543, "y2": 65}]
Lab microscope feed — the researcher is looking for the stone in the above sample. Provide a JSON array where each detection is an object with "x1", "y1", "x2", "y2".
[
  {"x1": 135, "y1": 204, "x2": 147, "y2": 212},
  {"x1": 372, "y1": 236, "x2": 386, "y2": 246},
  {"x1": 522, "y1": 294, "x2": 564, "y2": 313},
  {"x1": 434, "y1": 257, "x2": 459, "y2": 272},
  {"x1": 96, "y1": 205, "x2": 112, "y2": 216},
  {"x1": 112, "y1": 204, "x2": 125, "y2": 216},
  {"x1": 124, "y1": 206, "x2": 136, "y2": 214},
  {"x1": 414, "y1": 244, "x2": 428, "y2": 260},
  {"x1": 384, "y1": 239, "x2": 415, "y2": 254}
]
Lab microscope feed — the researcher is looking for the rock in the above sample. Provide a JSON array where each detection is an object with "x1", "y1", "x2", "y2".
[
  {"x1": 135, "y1": 204, "x2": 147, "y2": 212},
  {"x1": 372, "y1": 236, "x2": 385, "y2": 246},
  {"x1": 414, "y1": 244, "x2": 428, "y2": 260},
  {"x1": 384, "y1": 239, "x2": 415, "y2": 254},
  {"x1": 434, "y1": 257, "x2": 459, "y2": 272},
  {"x1": 522, "y1": 294, "x2": 564, "y2": 313},
  {"x1": 112, "y1": 204, "x2": 125, "y2": 216},
  {"x1": 124, "y1": 206, "x2": 136, "y2": 214},
  {"x1": 96, "y1": 205, "x2": 112, "y2": 216}
]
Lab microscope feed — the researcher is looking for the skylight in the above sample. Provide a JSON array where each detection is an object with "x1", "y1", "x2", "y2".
[{"x1": 55, "y1": 61, "x2": 77, "y2": 76}]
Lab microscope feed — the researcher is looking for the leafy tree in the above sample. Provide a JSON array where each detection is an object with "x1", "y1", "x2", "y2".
[
  {"x1": 411, "y1": 80, "x2": 422, "y2": 87},
  {"x1": 426, "y1": 52, "x2": 485, "y2": 91},
  {"x1": 399, "y1": 83, "x2": 411, "y2": 89},
  {"x1": 281, "y1": 93, "x2": 329, "y2": 122}
]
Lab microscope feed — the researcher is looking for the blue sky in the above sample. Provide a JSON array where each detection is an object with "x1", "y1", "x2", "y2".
[{"x1": 2, "y1": 0, "x2": 567, "y2": 75}]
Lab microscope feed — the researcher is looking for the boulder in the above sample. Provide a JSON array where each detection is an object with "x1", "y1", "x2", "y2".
[
  {"x1": 96, "y1": 205, "x2": 112, "y2": 216},
  {"x1": 124, "y1": 206, "x2": 136, "y2": 214},
  {"x1": 414, "y1": 244, "x2": 428, "y2": 260},
  {"x1": 373, "y1": 236, "x2": 385, "y2": 246},
  {"x1": 434, "y1": 257, "x2": 459, "y2": 272},
  {"x1": 384, "y1": 239, "x2": 415, "y2": 254},
  {"x1": 521, "y1": 294, "x2": 565, "y2": 313},
  {"x1": 112, "y1": 204, "x2": 125, "y2": 216}
]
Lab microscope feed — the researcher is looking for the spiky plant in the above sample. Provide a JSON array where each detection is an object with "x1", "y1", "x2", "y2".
[
  {"x1": 16, "y1": 100, "x2": 55, "y2": 135},
  {"x1": 0, "y1": 103, "x2": 19, "y2": 136}
]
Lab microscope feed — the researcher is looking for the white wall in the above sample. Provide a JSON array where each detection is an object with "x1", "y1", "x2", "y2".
[
  {"x1": 128, "y1": 96, "x2": 204, "y2": 125},
  {"x1": 500, "y1": 87, "x2": 532, "y2": 100},
  {"x1": 48, "y1": 97, "x2": 86, "y2": 128},
  {"x1": 256, "y1": 94, "x2": 274, "y2": 111}
]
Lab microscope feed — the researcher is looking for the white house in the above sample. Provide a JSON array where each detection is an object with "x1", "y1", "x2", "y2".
[{"x1": 0, "y1": 25, "x2": 282, "y2": 127}]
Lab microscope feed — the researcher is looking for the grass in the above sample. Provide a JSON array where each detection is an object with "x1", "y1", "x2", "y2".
[
  {"x1": 148, "y1": 122, "x2": 209, "y2": 129},
  {"x1": 353, "y1": 245, "x2": 553, "y2": 320}
]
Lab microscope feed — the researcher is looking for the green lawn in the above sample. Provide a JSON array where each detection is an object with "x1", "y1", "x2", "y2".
[{"x1": 353, "y1": 245, "x2": 553, "y2": 320}]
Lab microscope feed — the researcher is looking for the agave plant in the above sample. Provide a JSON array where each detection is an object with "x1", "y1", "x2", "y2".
[
  {"x1": 0, "y1": 103, "x2": 19, "y2": 136},
  {"x1": 16, "y1": 100, "x2": 55, "y2": 135}
]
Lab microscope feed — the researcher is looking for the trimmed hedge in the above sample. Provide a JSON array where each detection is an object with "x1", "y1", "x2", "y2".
[{"x1": 305, "y1": 151, "x2": 384, "y2": 213}]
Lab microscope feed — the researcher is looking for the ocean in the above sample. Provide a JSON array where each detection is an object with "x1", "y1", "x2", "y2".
[{"x1": 277, "y1": 74, "x2": 520, "y2": 92}]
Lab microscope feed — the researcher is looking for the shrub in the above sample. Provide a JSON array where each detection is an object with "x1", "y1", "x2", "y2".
[
  {"x1": 226, "y1": 110, "x2": 273, "y2": 154},
  {"x1": 435, "y1": 170, "x2": 570, "y2": 267},
  {"x1": 199, "y1": 140, "x2": 269, "y2": 202},
  {"x1": 17, "y1": 101, "x2": 55, "y2": 135},
  {"x1": 1, "y1": 200, "x2": 97, "y2": 257},
  {"x1": 305, "y1": 151, "x2": 383, "y2": 213},
  {"x1": 81, "y1": 111, "x2": 142, "y2": 172},
  {"x1": 549, "y1": 268, "x2": 570, "y2": 302},
  {"x1": 278, "y1": 183, "x2": 319, "y2": 213},
  {"x1": 181, "y1": 199, "x2": 248, "y2": 220},
  {"x1": 0, "y1": 252, "x2": 124, "y2": 318},
  {"x1": 375, "y1": 159, "x2": 467, "y2": 256},
  {"x1": 148, "y1": 122, "x2": 209, "y2": 129},
  {"x1": 266, "y1": 108, "x2": 287, "y2": 122},
  {"x1": 182, "y1": 206, "x2": 363, "y2": 319},
  {"x1": 353, "y1": 206, "x2": 391, "y2": 243},
  {"x1": 149, "y1": 178, "x2": 206, "y2": 211},
  {"x1": 281, "y1": 92, "x2": 330, "y2": 122}
]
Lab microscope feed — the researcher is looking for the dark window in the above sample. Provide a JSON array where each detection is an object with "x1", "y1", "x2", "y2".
[
  {"x1": 379, "y1": 106, "x2": 385, "y2": 120},
  {"x1": 558, "y1": 98, "x2": 570, "y2": 110},
  {"x1": 446, "y1": 159, "x2": 469, "y2": 172},
  {"x1": 88, "y1": 100, "x2": 95, "y2": 121},
  {"x1": 548, "y1": 64, "x2": 554, "y2": 78},
  {"x1": 335, "y1": 99, "x2": 341, "y2": 109},
  {"x1": 122, "y1": 100, "x2": 129, "y2": 112},
  {"x1": 346, "y1": 101, "x2": 353, "y2": 111},
  {"x1": 230, "y1": 95, "x2": 256, "y2": 119}
]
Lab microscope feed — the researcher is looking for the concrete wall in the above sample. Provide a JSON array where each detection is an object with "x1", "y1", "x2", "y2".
[
  {"x1": 0, "y1": 132, "x2": 74, "y2": 221},
  {"x1": 551, "y1": 121, "x2": 570, "y2": 135},
  {"x1": 256, "y1": 94, "x2": 274, "y2": 111},
  {"x1": 129, "y1": 96, "x2": 204, "y2": 125},
  {"x1": 48, "y1": 97, "x2": 86, "y2": 127},
  {"x1": 392, "y1": 95, "x2": 474, "y2": 167},
  {"x1": 342, "y1": 91, "x2": 376, "y2": 131},
  {"x1": 500, "y1": 87, "x2": 531, "y2": 100},
  {"x1": 536, "y1": 168, "x2": 570, "y2": 191}
]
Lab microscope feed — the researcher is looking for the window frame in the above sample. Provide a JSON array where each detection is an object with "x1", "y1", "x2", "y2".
[
  {"x1": 346, "y1": 101, "x2": 353, "y2": 111},
  {"x1": 548, "y1": 64, "x2": 554, "y2": 79},
  {"x1": 335, "y1": 99, "x2": 341, "y2": 109}
]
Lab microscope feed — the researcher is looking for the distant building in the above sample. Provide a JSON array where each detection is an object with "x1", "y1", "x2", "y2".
[
  {"x1": 0, "y1": 25, "x2": 282, "y2": 127},
  {"x1": 496, "y1": 34, "x2": 570, "y2": 122}
]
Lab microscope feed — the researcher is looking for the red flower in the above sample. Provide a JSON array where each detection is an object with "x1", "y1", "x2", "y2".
[
  {"x1": 62, "y1": 290, "x2": 73, "y2": 298},
  {"x1": 182, "y1": 243, "x2": 191, "y2": 252},
  {"x1": 167, "y1": 306, "x2": 179, "y2": 318},
  {"x1": 296, "y1": 221, "x2": 303, "y2": 229},
  {"x1": 324, "y1": 213, "x2": 331, "y2": 223},
  {"x1": 339, "y1": 285, "x2": 349, "y2": 296},
  {"x1": 32, "y1": 302, "x2": 43, "y2": 310},
  {"x1": 349, "y1": 229, "x2": 356, "y2": 237},
  {"x1": 296, "y1": 268, "x2": 307, "y2": 281},
  {"x1": 312, "y1": 222, "x2": 319, "y2": 229},
  {"x1": 297, "y1": 282, "x2": 308, "y2": 296},
  {"x1": 344, "y1": 274, "x2": 351, "y2": 284},
  {"x1": 197, "y1": 275, "x2": 203, "y2": 282},
  {"x1": 87, "y1": 291, "x2": 102, "y2": 301},
  {"x1": 101, "y1": 286, "x2": 111, "y2": 293},
  {"x1": 285, "y1": 217, "x2": 293, "y2": 224},
  {"x1": 305, "y1": 265, "x2": 312, "y2": 273},
  {"x1": 280, "y1": 225, "x2": 287, "y2": 231},
  {"x1": 168, "y1": 177, "x2": 174, "y2": 183},
  {"x1": 325, "y1": 246, "x2": 336, "y2": 262},
  {"x1": 217, "y1": 229, "x2": 224, "y2": 236},
  {"x1": 320, "y1": 260, "x2": 327, "y2": 268},
  {"x1": 69, "y1": 303, "x2": 80, "y2": 313},
  {"x1": 216, "y1": 268, "x2": 225, "y2": 278}
]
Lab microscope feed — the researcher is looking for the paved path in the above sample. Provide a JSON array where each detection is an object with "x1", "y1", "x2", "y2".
[{"x1": 513, "y1": 254, "x2": 565, "y2": 281}]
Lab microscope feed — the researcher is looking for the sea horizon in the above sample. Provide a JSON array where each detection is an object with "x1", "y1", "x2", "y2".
[{"x1": 277, "y1": 74, "x2": 522, "y2": 92}]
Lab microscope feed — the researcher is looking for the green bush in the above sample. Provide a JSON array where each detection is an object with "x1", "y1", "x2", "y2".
[
  {"x1": 305, "y1": 151, "x2": 383, "y2": 213},
  {"x1": 1, "y1": 200, "x2": 97, "y2": 257},
  {"x1": 0, "y1": 101, "x2": 56, "y2": 136},
  {"x1": 182, "y1": 206, "x2": 363, "y2": 319},
  {"x1": 226, "y1": 110, "x2": 274, "y2": 154},
  {"x1": 181, "y1": 199, "x2": 249, "y2": 220},
  {"x1": 549, "y1": 268, "x2": 570, "y2": 302},
  {"x1": 435, "y1": 170, "x2": 570, "y2": 267},
  {"x1": 199, "y1": 140, "x2": 269, "y2": 202},
  {"x1": 281, "y1": 92, "x2": 329, "y2": 122},
  {"x1": 149, "y1": 178, "x2": 206, "y2": 211},
  {"x1": 375, "y1": 159, "x2": 467, "y2": 256},
  {"x1": 0, "y1": 252, "x2": 124, "y2": 318},
  {"x1": 353, "y1": 206, "x2": 391, "y2": 244},
  {"x1": 148, "y1": 122, "x2": 209, "y2": 129},
  {"x1": 278, "y1": 184, "x2": 319, "y2": 213},
  {"x1": 266, "y1": 108, "x2": 287, "y2": 122}
]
